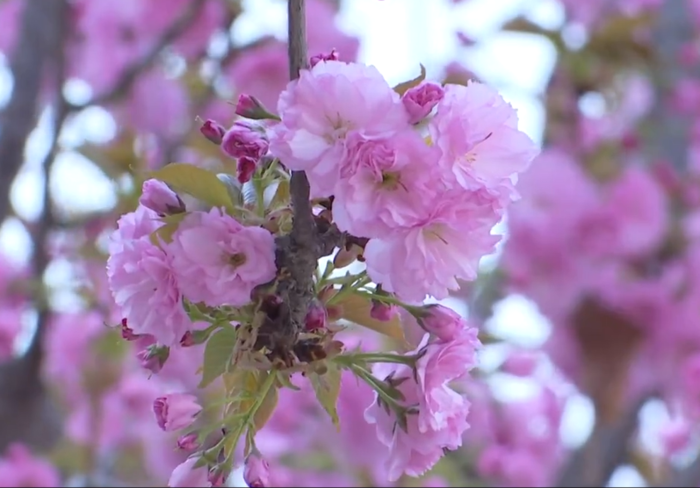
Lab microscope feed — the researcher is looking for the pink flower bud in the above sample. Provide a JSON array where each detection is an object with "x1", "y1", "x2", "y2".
[
  {"x1": 121, "y1": 318, "x2": 140, "y2": 341},
  {"x1": 139, "y1": 179, "x2": 185, "y2": 216},
  {"x1": 221, "y1": 121, "x2": 269, "y2": 163},
  {"x1": 305, "y1": 300, "x2": 327, "y2": 331},
  {"x1": 402, "y1": 82, "x2": 445, "y2": 124},
  {"x1": 137, "y1": 344, "x2": 169, "y2": 374},
  {"x1": 418, "y1": 304, "x2": 465, "y2": 342},
  {"x1": 180, "y1": 331, "x2": 194, "y2": 347},
  {"x1": 177, "y1": 433, "x2": 200, "y2": 451},
  {"x1": 200, "y1": 119, "x2": 226, "y2": 145},
  {"x1": 235, "y1": 94, "x2": 276, "y2": 120},
  {"x1": 153, "y1": 393, "x2": 202, "y2": 432},
  {"x1": 237, "y1": 156, "x2": 257, "y2": 184},
  {"x1": 370, "y1": 300, "x2": 397, "y2": 322},
  {"x1": 208, "y1": 467, "x2": 227, "y2": 487},
  {"x1": 660, "y1": 419, "x2": 692, "y2": 456},
  {"x1": 243, "y1": 452, "x2": 271, "y2": 488},
  {"x1": 168, "y1": 456, "x2": 209, "y2": 487},
  {"x1": 310, "y1": 49, "x2": 340, "y2": 67}
]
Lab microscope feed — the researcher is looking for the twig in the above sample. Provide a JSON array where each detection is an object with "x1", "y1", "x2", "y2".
[
  {"x1": 67, "y1": 0, "x2": 207, "y2": 111},
  {"x1": 264, "y1": 0, "x2": 317, "y2": 360}
]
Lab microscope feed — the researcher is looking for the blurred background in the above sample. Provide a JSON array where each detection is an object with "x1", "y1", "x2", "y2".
[{"x1": 0, "y1": 0, "x2": 698, "y2": 486}]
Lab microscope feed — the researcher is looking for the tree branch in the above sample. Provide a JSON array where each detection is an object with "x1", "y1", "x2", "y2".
[
  {"x1": 0, "y1": 0, "x2": 70, "y2": 454},
  {"x1": 67, "y1": 0, "x2": 207, "y2": 111}
]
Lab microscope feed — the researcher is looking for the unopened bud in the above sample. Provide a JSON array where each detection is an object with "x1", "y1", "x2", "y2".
[
  {"x1": 237, "y1": 157, "x2": 257, "y2": 184},
  {"x1": 208, "y1": 467, "x2": 227, "y2": 487},
  {"x1": 235, "y1": 94, "x2": 278, "y2": 121},
  {"x1": 137, "y1": 344, "x2": 170, "y2": 374},
  {"x1": 177, "y1": 433, "x2": 200, "y2": 451},
  {"x1": 200, "y1": 119, "x2": 226, "y2": 145},
  {"x1": 243, "y1": 451, "x2": 271, "y2": 488},
  {"x1": 305, "y1": 300, "x2": 327, "y2": 331},
  {"x1": 121, "y1": 318, "x2": 140, "y2": 341},
  {"x1": 310, "y1": 49, "x2": 340, "y2": 67},
  {"x1": 180, "y1": 331, "x2": 194, "y2": 347},
  {"x1": 370, "y1": 300, "x2": 397, "y2": 322},
  {"x1": 139, "y1": 179, "x2": 186, "y2": 216},
  {"x1": 402, "y1": 82, "x2": 445, "y2": 124}
]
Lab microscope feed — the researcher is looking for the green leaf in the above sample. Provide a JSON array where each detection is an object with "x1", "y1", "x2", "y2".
[
  {"x1": 337, "y1": 292, "x2": 406, "y2": 342},
  {"x1": 149, "y1": 212, "x2": 188, "y2": 246},
  {"x1": 199, "y1": 325, "x2": 238, "y2": 388},
  {"x1": 148, "y1": 163, "x2": 235, "y2": 213},
  {"x1": 252, "y1": 373, "x2": 279, "y2": 430},
  {"x1": 309, "y1": 362, "x2": 342, "y2": 429},
  {"x1": 392, "y1": 64, "x2": 427, "y2": 96}
]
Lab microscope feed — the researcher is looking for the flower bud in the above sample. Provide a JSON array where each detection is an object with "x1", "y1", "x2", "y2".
[
  {"x1": 208, "y1": 467, "x2": 227, "y2": 487},
  {"x1": 153, "y1": 393, "x2": 202, "y2": 432},
  {"x1": 402, "y1": 82, "x2": 445, "y2": 124},
  {"x1": 176, "y1": 433, "x2": 200, "y2": 451},
  {"x1": 139, "y1": 179, "x2": 186, "y2": 216},
  {"x1": 137, "y1": 344, "x2": 170, "y2": 374},
  {"x1": 200, "y1": 119, "x2": 226, "y2": 145},
  {"x1": 310, "y1": 49, "x2": 340, "y2": 67},
  {"x1": 370, "y1": 300, "x2": 397, "y2": 322},
  {"x1": 237, "y1": 156, "x2": 257, "y2": 184},
  {"x1": 305, "y1": 300, "x2": 327, "y2": 331},
  {"x1": 222, "y1": 122, "x2": 269, "y2": 161},
  {"x1": 418, "y1": 304, "x2": 465, "y2": 342},
  {"x1": 243, "y1": 451, "x2": 271, "y2": 488},
  {"x1": 120, "y1": 318, "x2": 140, "y2": 341},
  {"x1": 180, "y1": 331, "x2": 194, "y2": 347},
  {"x1": 235, "y1": 94, "x2": 277, "y2": 120}
]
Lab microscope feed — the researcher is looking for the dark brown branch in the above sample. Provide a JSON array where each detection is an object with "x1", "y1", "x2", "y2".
[
  {"x1": 67, "y1": 0, "x2": 207, "y2": 111},
  {"x1": 0, "y1": 0, "x2": 67, "y2": 225},
  {"x1": 264, "y1": 0, "x2": 317, "y2": 362},
  {"x1": 0, "y1": 0, "x2": 70, "y2": 454}
]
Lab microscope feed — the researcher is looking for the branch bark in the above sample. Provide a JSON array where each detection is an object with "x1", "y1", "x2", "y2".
[
  {"x1": 0, "y1": 0, "x2": 67, "y2": 225},
  {"x1": 0, "y1": 0, "x2": 70, "y2": 454}
]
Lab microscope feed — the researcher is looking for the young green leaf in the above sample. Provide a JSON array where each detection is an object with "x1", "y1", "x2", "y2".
[
  {"x1": 199, "y1": 325, "x2": 238, "y2": 388},
  {"x1": 148, "y1": 163, "x2": 236, "y2": 213},
  {"x1": 252, "y1": 373, "x2": 279, "y2": 431},
  {"x1": 308, "y1": 362, "x2": 342, "y2": 430}
]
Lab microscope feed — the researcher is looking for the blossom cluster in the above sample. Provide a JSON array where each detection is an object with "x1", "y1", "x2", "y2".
[{"x1": 103, "y1": 55, "x2": 537, "y2": 486}]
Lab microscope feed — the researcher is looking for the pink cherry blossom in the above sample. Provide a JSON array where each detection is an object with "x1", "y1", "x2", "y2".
[
  {"x1": 364, "y1": 358, "x2": 469, "y2": 482},
  {"x1": 364, "y1": 188, "x2": 502, "y2": 302},
  {"x1": 107, "y1": 206, "x2": 193, "y2": 346},
  {"x1": 333, "y1": 130, "x2": 439, "y2": 238},
  {"x1": 269, "y1": 60, "x2": 409, "y2": 197},
  {"x1": 153, "y1": 392, "x2": 202, "y2": 432},
  {"x1": 168, "y1": 208, "x2": 276, "y2": 307},
  {"x1": 416, "y1": 329, "x2": 480, "y2": 433},
  {"x1": 429, "y1": 82, "x2": 538, "y2": 191}
]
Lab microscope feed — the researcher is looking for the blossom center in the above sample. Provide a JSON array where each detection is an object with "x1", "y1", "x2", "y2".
[{"x1": 227, "y1": 252, "x2": 247, "y2": 268}]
